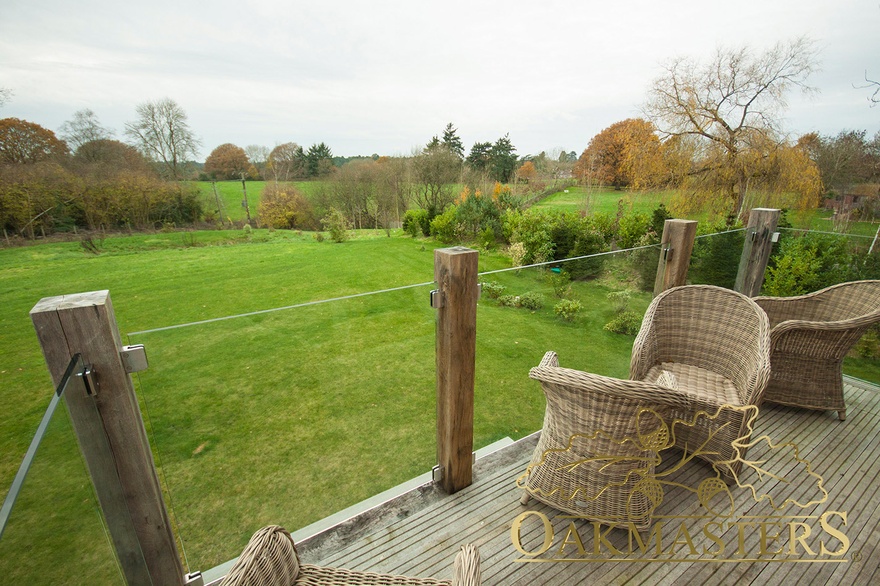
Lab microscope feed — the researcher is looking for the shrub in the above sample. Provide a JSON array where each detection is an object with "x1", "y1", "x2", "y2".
[
  {"x1": 403, "y1": 209, "x2": 429, "y2": 237},
  {"x1": 481, "y1": 281, "x2": 506, "y2": 299},
  {"x1": 321, "y1": 207, "x2": 350, "y2": 242},
  {"x1": 519, "y1": 291, "x2": 544, "y2": 310},
  {"x1": 430, "y1": 205, "x2": 460, "y2": 244},
  {"x1": 617, "y1": 212, "x2": 652, "y2": 249},
  {"x1": 554, "y1": 299, "x2": 582, "y2": 322},
  {"x1": 545, "y1": 271, "x2": 572, "y2": 299},
  {"x1": 604, "y1": 311, "x2": 642, "y2": 335},
  {"x1": 258, "y1": 183, "x2": 316, "y2": 230},
  {"x1": 763, "y1": 232, "x2": 851, "y2": 296},
  {"x1": 689, "y1": 222, "x2": 743, "y2": 289},
  {"x1": 503, "y1": 209, "x2": 554, "y2": 264},
  {"x1": 607, "y1": 289, "x2": 633, "y2": 313},
  {"x1": 508, "y1": 242, "x2": 527, "y2": 267},
  {"x1": 497, "y1": 294, "x2": 518, "y2": 307}
]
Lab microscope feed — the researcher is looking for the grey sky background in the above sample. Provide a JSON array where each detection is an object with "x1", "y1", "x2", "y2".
[{"x1": 1, "y1": 0, "x2": 878, "y2": 160}]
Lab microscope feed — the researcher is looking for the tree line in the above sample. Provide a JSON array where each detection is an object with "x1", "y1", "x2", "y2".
[{"x1": 2, "y1": 36, "x2": 878, "y2": 241}]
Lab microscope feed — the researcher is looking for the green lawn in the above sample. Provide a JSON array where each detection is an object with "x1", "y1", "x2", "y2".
[
  {"x1": 1, "y1": 227, "x2": 877, "y2": 581},
  {"x1": 0, "y1": 229, "x2": 645, "y2": 580}
]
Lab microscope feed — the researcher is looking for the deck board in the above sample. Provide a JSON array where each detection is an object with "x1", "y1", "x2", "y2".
[{"x1": 293, "y1": 378, "x2": 880, "y2": 585}]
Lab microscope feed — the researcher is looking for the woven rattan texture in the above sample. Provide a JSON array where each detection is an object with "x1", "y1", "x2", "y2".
[
  {"x1": 224, "y1": 528, "x2": 480, "y2": 586},
  {"x1": 522, "y1": 285, "x2": 771, "y2": 528},
  {"x1": 223, "y1": 525, "x2": 300, "y2": 586},
  {"x1": 754, "y1": 280, "x2": 880, "y2": 420}
]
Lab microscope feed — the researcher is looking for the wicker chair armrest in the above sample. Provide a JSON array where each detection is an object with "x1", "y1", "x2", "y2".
[
  {"x1": 771, "y1": 312, "x2": 880, "y2": 336},
  {"x1": 452, "y1": 544, "x2": 481, "y2": 586},
  {"x1": 529, "y1": 361, "x2": 691, "y2": 410}
]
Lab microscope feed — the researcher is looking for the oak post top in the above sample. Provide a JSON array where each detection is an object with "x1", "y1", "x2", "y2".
[{"x1": 30, "y1": 290, "x2": 110, "y2": 316}]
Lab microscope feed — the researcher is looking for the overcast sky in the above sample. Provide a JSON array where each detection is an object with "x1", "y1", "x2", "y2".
[{"x1": 1, "y1": 0, "x2": 878, "y2": 160}]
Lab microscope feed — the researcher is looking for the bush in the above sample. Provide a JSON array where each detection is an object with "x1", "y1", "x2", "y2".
[
  {"x1": 494, "y1": 291, "x2": 543, "y2": 310},
  {"x1": 545, "y1": 271, "x2": 572, "y2": 299},
  {"x1": 258, "y1": 183, "x2": 316, "y2": 230},
  {"x1": 403, "y1": 209, "x2": 429, "y2": 237},
  {"x1": 321, "y1": 207, "x2": 350, "y2": 242},
  {"x1": 763, "y1": 232, "x2": 851, "y2": 296},
  {"x1": 604, "y1": 311, "x2": 643, "y2": 335},
  {"x1": 607, "y1": 289, "x2": 633, "y2": 313},
  {"x1": 554, "y1": 299, "x2": 582, "y2": 322},
  {"x1": 519, "y1": 291, "x2": 544, "y2": 310},
  {"x1": 430, "y1": 205, "x2": 460, "y2": 244},
  {"x1": 617, "y1": 212, "x2": 652, "y2": 249},
  {"x1": 497, "y1": 294, "x2": 518, "y2": 307},
  {"x1": 481, "y1": 281, "x2": 506, "y2": 299}
]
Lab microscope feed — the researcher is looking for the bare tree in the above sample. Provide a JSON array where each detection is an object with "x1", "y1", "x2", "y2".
[
  {"x1": 266, "y1": 142, "x2": 304, "y2": 183},
  {"x1": 124, "y1": 98, "x2": 200, "y2": 180},
  {"x1": 59, "y1": 109, "x2": 114, "y2": 151},
  {"x1": 244, "y1": 144, "x2": 270, "y2": 178},
  {"x1": 644, "y1": 37, "x2": 819, "y2": 216}
]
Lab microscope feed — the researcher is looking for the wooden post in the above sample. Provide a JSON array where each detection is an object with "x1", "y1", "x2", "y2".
[
  {"x1": 735, "y1": 208, "x2": 780, "y2": 297},
  {"x1": 653, "y1": 219, "x2": 698, "y2": 296},
  {"x1": 241, "y1": 175, "x2": 251, "y2": 225},
  {"x1": 434, "y1": 247, "x2": 478, "y2": 494},
  {"x1": 31, "y1": 291, "x2": 184, "y2": 586}
]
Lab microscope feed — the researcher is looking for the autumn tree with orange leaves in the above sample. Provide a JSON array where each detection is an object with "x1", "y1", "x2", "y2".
[
  {"x1": 573, "y1": 118, "x2": 666, "y2": 190},
  {"x1": 644, "y1": 37, "x2": 819, "y2": 217},
  {"x1": 0, "y1": 118, "x2": 69, "y2": 164},
  {"x1": 204, "y1": 143, "x2": 250, "y2": 180}
]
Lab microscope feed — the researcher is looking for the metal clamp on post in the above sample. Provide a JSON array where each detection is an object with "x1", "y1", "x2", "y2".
[
  {"x1": 661, "y1": 243, "x2": 673, "y2": 263},
  {"x1": 120, "y1": 344, "x2": 148, "y2": 373},
  {"x1": 430, "y1": 289, "x2": 444, "y2": 309},
  {"x1": 432, "y1": 464, "x2": 444, "y2": 482},
  {"x1": 78, "y1": 365, "x2": 97, "y2": 396}
]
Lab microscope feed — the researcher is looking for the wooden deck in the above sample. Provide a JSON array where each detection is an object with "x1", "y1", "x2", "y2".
[{"x1": 265, "y1": 378, "x2": 880, "y2": 585}]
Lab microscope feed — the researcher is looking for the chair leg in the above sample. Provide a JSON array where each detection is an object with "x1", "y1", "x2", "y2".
[
  {"x1": 838, "y1": 409, "x2": 846, "y2": 421},
  {"x1": 520, "y1": 492, "x2": 531, "y2": 506}
]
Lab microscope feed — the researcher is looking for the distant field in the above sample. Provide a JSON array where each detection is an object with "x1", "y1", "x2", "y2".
[
  {"x1": 534, "y1": 186, "x2": 670, "y2": 216},
  {"x1": 193, "y1": 180, "x2": 328, "y2": 223}
]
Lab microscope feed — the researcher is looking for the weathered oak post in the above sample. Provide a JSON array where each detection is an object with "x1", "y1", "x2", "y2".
[
  {"x1": 433, "y1": 247, "x2": 478, "y2": 494},
  {"x1": 735, "y1": 208, "x2": 780, "y2": 297},
  {"x1": 31, "y1": 291, "x2": 184, "y2": 586},
  {"x1": 654, "y1": 219, "x2": 698, "y2": 296}
]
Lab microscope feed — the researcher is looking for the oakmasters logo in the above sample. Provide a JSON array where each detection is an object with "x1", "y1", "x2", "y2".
[{"x1": 511, "y1": 405, "x2": 850, "y2": 563}]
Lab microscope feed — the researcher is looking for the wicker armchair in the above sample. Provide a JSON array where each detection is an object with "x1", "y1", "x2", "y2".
[
  {"x1": 520, "y1": 285, "x2": 771, "y2": 527},
  {"x1": 222, "y1": 525, "x2": 481, "y2": 586},
  {"x1": 754, "y1": 280, "x2": 880, "y2": 421}
]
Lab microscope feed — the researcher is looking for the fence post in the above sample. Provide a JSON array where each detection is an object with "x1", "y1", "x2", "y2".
[
  {"x1": 433, "y1": 247, "x2": 478, "y2": 494},
  {"x1": 653, "y1": 219, "x2": 698, "y2": 296},
  {"x1": 735, "y1": 208, "x2": 780, "y2": 297},
  {"x1": 30, "y1": 291, "x2": 184, "y2": 586}
]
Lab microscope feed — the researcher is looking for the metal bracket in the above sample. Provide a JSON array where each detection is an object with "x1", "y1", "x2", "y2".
[
  {"x1": 660, "y1": 243, "x2": 673, "y2": 263},
  {"x1": 78, "y1": 365, "x2": 97, "y2": 396},
  {"x1": 184, "y1": 571, "x2": 204, "y2": 586},
  {"x1": 120, "y1": 344, "x2": 148, "y2": 373},
  {"x1": 430, "y1": 289, "x2": 444, "y2": 309},
  {"x1": 771, "y1": 231, "x2": 780, "y2": 243},
  {"x1": 432, "y1": 453, "x2": 477, "y2": 483}
]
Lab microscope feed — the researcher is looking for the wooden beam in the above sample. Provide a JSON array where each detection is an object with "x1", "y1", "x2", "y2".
[
  {"x1": 735, "y1": 208, "x2": 780, "y2": 297},
  {"x1": 31, "y1": 291, "x2": 184, "y2": 586},
  {"x1": 434, "y1": 247, "x2": 478, "y2": 494},
  {"x1": 653, "y1": 219, "x2": 698, "y2": 296}
]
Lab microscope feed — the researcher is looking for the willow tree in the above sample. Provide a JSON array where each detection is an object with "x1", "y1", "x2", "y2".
[{"x1": 644, "y1": 37, "x2": 819, "y2": 217}]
